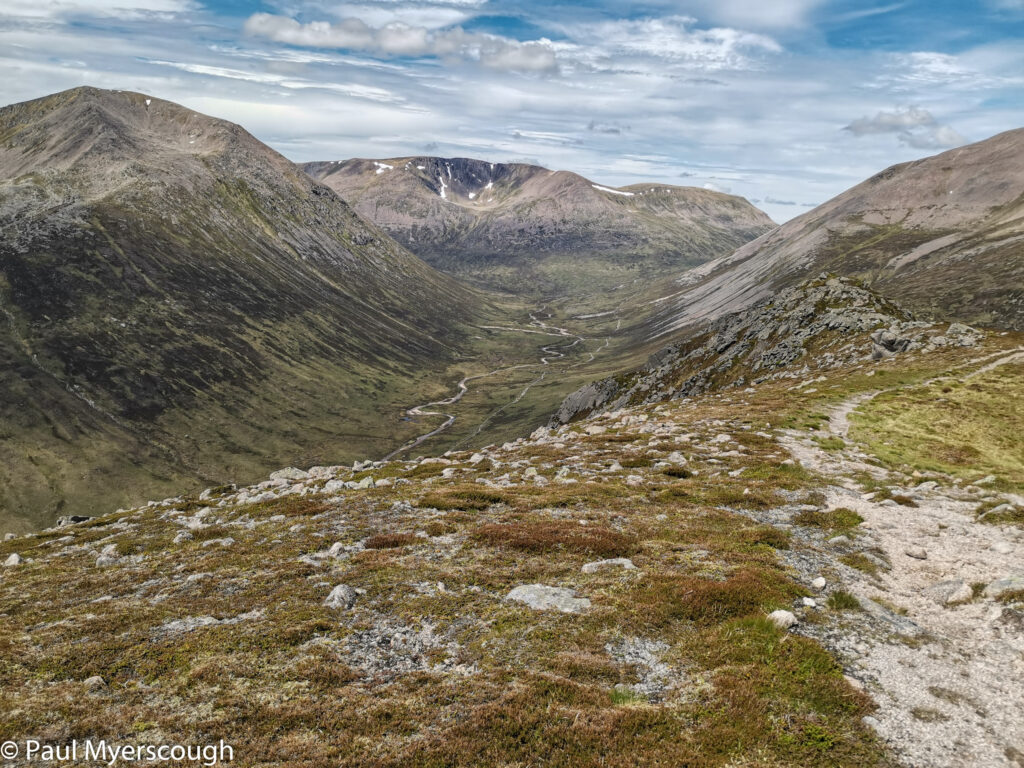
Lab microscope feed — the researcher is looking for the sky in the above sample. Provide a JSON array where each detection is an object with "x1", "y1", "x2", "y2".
[{"x1": 1, "y1": 1, "x2": 1022, "y2": 222}]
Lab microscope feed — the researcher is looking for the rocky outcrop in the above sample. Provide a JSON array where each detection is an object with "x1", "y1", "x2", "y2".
[{"x1": 553, "y1": 274, "x2": 981, "y2": 423}]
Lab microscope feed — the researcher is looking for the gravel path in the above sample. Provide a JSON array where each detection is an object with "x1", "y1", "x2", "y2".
[{"x1": 779, "y1": 355, "x2": 1024, "y2": 767}]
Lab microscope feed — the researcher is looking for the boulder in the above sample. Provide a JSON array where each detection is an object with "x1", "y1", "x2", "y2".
[
  {"x1": 271, "y1": 467, "x2": 309, "y2": 482},
  {"x1": 924, "y1": 580, "x2": 974, "y2": 606},
  {"x1": 581, "y1": 558, "x2": 637, "y2": 574},
  {"x1": 324, "y1": 584, "x2": 359, "y2": 610},
  {"x1": 767, "y1": 609, "x2": 798, "y2": 629},
  {"x1": 506, "y1": 584, "x2": 591, "y2": 614},
  {"x1": 984, "y1": 575, "x2": 1024, "y2": 600},
  {"x1": 3, "y1": 553, "x2": 21, "y2": 567}
]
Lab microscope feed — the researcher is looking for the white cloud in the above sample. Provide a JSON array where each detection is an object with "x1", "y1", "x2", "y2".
[
  {"x1": 844, "y1": 106, "x2": 935, "y2": 135},
  {"x1": 898, "y1": 124, "x2": 968, "y2": 149},
  {"x1": 555, "y1": 16, "x2": 781, "y2": 73},
  {"x1": 0, "y1": 0, "x2": 195, "y2": 18},
  {"x1": 243, "y1": 13, "x2": 558, "y2": 72}
]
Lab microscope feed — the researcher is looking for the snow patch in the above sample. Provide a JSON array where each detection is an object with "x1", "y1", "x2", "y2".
[
  {"x1": 438, "y1": 175, "x2": 448, "y2": 200},
  {"x1": 373, "y1": 162, "x2": 394, "y2": 174},
  {"x1": 417, "y1": 165, "x2": 425, "y2": 170},
  {"x1": 468, "y1": 192, "x2": 476, "y2": 199},
  {"x1": 145, "y1": 99, "x2": 151, "y2": 106},
  {"x1": 592, "y1": 184, "x2": 634, "y2": 197},
  {"x1": 485, "y1": 181, "x2": 493, "y2": 190}
]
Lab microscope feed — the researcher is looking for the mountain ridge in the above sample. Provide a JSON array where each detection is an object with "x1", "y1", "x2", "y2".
[{"x1": 302, "y1": 155, "x2": 775, "y2": 298}]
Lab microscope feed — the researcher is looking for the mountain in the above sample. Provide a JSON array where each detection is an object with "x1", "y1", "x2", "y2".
[
  {"x1": 302, "y1": 156, "x2": 775, "y2": 298},
  {"x1": 650, "y1": 128, "x2": 1024, "y2": 338},
  {"x1": 0, "y1": 87, "x2": 482, "y2": 531}
]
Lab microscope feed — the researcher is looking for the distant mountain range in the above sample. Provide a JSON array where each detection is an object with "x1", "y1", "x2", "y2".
[{"x1": 302, "y1": 156, "x2": 775, "y2": 297}]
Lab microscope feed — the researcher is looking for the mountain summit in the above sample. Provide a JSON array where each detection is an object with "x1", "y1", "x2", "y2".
[
  {"x1": 303, "y1": 156, "x2": 775, "y2": 297},
  {"x1": 0, "y1": 87, "x2": 480, "y2": 529}
]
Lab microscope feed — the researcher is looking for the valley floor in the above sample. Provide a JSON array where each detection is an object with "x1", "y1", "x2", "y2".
[{"x1": 0, "y1": 336, "x2": 1021, "y2": 767}]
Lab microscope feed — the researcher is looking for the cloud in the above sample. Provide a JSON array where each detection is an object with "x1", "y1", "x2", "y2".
[
  {"x1": 561, "y1": 17, "x2": 781, "y2": 72},
  {"x1": 898, "y1": 125, "x2": 969, "y2": 149},
  {"x1": 843, "y1": 106, "x2": 967, "y2": 150},
  {"x1": 243, "y1": 13, "x2": 558, "y2": 73},
  {"x1": 844, "y1": 106, "x2": 935, "y2": 135},
  {"x1": 764, "y1": 194, "x2": 797, "y2": 205},
  {"x1": 0, "y1": 0, "x2": 195, "y2": 18}
]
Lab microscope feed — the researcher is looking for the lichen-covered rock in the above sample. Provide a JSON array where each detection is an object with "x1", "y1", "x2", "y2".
[{"x1": 506, "y1": 584, "x2": 591, "y2": 614}]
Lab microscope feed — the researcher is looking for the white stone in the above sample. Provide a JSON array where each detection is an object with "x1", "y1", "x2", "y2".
[
  {"x1": 506, "y1": 584, "x2": 590, "y2": 614},
  {"x1": 767, "y1": 609, "x2": 798, "y2": 629},
  {"x1": 904, "y1": 546, "x2": 928, "y2": 560},
  {"x1": 811, "y1": 577, "x2": 827, "y2": 590},
  {"x1": 324, "y1": 584, "x2": 358, "y2": 610},
  {"x1": 581, "y1": 558, "x2": 637, "y2": 574},
  {"x1": 271, "y1": 467, "x2": 308, "y2": 482},
  {"x1": 3, "y1": 553, "x2": 21, "y2": 567}
]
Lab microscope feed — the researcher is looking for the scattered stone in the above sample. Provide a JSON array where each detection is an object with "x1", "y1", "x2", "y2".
[
  {"x1": 828, "y1": 535, "x2": 851, "y2": 546},
  {"x1": 802, "y1": 597, "x2": 817, "y2": 608},
  {"x1": 584, "y1": 425, "x2": 607, "y2": 436},
  {"x1": 173, "y1": 531, "x2": 193, "y2": 544},
  {"x1": 95, "y1": 544, "x2": 119, "y2": 567},
  {"x1": 581, "y1": 558, "x2": 636, "y2": 574},
  {"x1": 3, "y1": 553, "x2": 21, "y2": 567},
  {"x1": 271, "y1": 467, "x2": 309, "y2": 482},
  {"x1": 984, "y1": 576, "x2": 1024, "y2": 600},
  {"x1": 626, "y1": 475, "x2": 644, "y2": 487},
  {"x1": 904, "y1": 546, "x2": 928, "y2": 560},
  {"x1": 324, "y1": 584, "x2": 358, "y2": 610},
  {"x1": 84, "y1": 675, "x2": 106, "y2": 690},
  {"x1": 201, "y1": 537, "x2": 235, "y2": 548},
  {"x1": 767, "y1": 609, "x2": 798, "y2": 629},
  {"x1": 924, "y1": 580, "x2": 974, "y2": 606},
  {"x1": 811, "y1": 576, "x2": 827, "y2": 590},
  {"x1": 3, "y1": 533, "x2": 15, "y2": 541},
  {"x1": 506, "y1": 584, "x2": 590, "y2": 614},
  {"x1": 991, "y1": 541, "x2": 1014, "y2": 555},
  {"x1": 973, "y1": 475, "x2": 996, "y2": 486}
]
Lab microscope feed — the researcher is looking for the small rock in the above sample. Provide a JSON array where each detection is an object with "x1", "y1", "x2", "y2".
[
  {"x1": 811, "y1": 576, "x2": 827, "y2": 590},
  {"x1": 802, "y1": 597, "x2": 817, "y2": 608},
  {"x1": 323, "y1": 479, "x2": 347, "y2": 493},
  {"x1": 828, "y1": 535, "x2": 851, "y2": 546},
  {"x1": 506, "y1": 584, "x2": 590, "y2": 614},
  {"x1": 271, "y1": 467, "x2": 309, "y2": 482},
  {"x1": 84, "y1": 675, "x2": 106, "y2": 690},
  {"x1": 584, "y1": 425, "x2": 607, "y2": 436},
  {"x1": 469, "y1": 452, "x2": 485, "y2": 464},
  {"x1": 984, "y1": 575, "x2": 1024, "y2": 600},
  {"x1": 904, "y1": 546, "x2": 928, "y2": 560},
  {"x1": 95, "y1": 544, "x2": 119, "y2": 567},
  {"x1": 324, "y1": 584, "x2": 358, "y2": 610},
  {"x1": 173, "y1": 531, "x2": 193, "y2": 545},
  {"x1": 4, "y1": 533, "x2": 15, "y2": 541},
  {"x1": 991, "y1": 541, "x2": 1014, "y2": 555},
  {"x1": 924, "y1": 580, "x2": 974, "y2": 606},
  {"x1": 626, "y1": 475, "x2": 644, "y2": 487},
  {"x1": 973, "y1": 475, "x2": 996, "y2": 486},
  {"x1": 327, "y1": 542, "x2": 345, "y2": 557},
  {"x1": 581, "y1": 558, "x2": 637, "y2": 574},
  {"x1": 523, "y1": 467, "x2": 538, "y2": 478},
  {"x1": 767, "y1": 609, "x2": 798, "y2": 629},
  {"x1": 3, "y1": 553, "x2": 21, "y2": 567}
]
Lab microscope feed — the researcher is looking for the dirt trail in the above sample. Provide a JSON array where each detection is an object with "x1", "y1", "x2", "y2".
[{"x1": 779, "y1": 351, "x2": 1024, "y2": 768}]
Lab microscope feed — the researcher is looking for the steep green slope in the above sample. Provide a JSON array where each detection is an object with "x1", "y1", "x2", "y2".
[{"x1": 0, "y1": 87, "x2": 482, "y2": 531}]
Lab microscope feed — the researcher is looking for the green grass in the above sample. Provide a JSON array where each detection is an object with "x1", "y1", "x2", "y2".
[
  {"x1": 850, "y1": 362, "x2": 1024, "y2": 494},
  {"x1": 827, "y1": 590, "x2": 863, "y2": 611}
]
